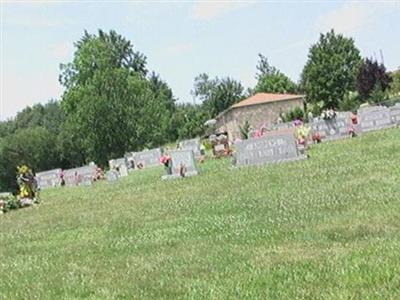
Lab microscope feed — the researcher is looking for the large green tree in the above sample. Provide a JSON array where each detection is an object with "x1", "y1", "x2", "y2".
[
  {"x1": 254, "y1": 54, "x2": 297, "y2": 94},
  {"x1": 60, "y1": 30, "x2": 176, "y2": 165},
  {"x1": 301, "y1": 30, "x2": 362, "y2": 109},
  {"x1": 192, "y1": 74, "x2": 244, "y2": 118}
]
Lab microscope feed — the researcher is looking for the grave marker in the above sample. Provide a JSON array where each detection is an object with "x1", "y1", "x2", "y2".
[
  {"x1": 109, "y1": 157, "x2": 129, "y2": 177},
  {"x1": 234, "y1": 132, "x2": 305, "y2": 167},
  {"x1": 390, "y1": 103, "x2": 400, "y2": 125},
  {"x1": 64, "y1": 165, "x2": 97, "y2": 187},
  {"x1": 179, "y1": 138, "x2": 202, "y2": 158},
  {"x1": 106, "y1": 170, "x2": 119, "y2": 182},
  {"x1": 36, "y1": 168, "x2": 62, "y2": 189},
  {"x1": 358, "y1": 106, "x2": 394, "y2": 133},
  {"x1": 162, "y1": 150, "x2": 198, "y2": 179},
  {"x1": 133, "y1": 148, "x2": 162, "y2": 168},
  {"x1": 310, "y1": 117, "x2": 351, "y2": 141}
]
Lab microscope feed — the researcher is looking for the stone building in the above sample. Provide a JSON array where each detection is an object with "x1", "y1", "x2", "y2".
[{"x1": 215, "y1": 93, "x2": 304, "y2": 141}]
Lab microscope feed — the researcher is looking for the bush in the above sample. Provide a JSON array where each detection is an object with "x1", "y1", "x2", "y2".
[
  {"x1": 283, "y1": 107, "x2": 305, "y2": 122},
  {"x1": 339, "y1": 91, "x2": 360, "y2": 111},
  {"x1": 3, "y1": 196, "x2": 21, "y2": 213},
  {"x1": 239, "y1": 121, "x2": 251, "y2": 139}
]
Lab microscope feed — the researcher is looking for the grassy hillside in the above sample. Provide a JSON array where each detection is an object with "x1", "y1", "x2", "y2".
[{"x1": 1, "y1": 129, "x2": 400, "y2": 299}]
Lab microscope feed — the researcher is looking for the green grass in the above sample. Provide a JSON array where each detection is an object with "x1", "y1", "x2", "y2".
[{"x1": 1, "y1": 128, "x2": 400, "y2": 299}]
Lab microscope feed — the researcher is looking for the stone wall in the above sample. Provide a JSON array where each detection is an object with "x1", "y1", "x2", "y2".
[{"x1": 216, "y1": 98, "x2": 304, "y2": 142}]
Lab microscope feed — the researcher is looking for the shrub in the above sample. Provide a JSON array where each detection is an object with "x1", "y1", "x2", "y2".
[
  {"x1": 239, "y1": 121, "x2": 251, "y2": 140},
  {"x1": 283, "y1": 107, "x2": 305, "y2": 122}
]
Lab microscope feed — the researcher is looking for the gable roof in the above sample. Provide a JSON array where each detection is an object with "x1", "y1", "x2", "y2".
[{"x1": 231, "y1": 93, "x2": 304, "y2": 109}]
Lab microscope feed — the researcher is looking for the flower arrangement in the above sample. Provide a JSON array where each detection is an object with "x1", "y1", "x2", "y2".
[
  {"x1": 16, "y1": 165, "x2": 38, "y2": 204},
  {"x1": 294, "y1": 120, "x2": 311, "y2": 147},
  {"x1": 160, "y1": 155, "x2": 171, "y2": 166},
  {"x1": 160, "y1": 154, "x2": 172, "y2": 175},
  {"x1": 312, "y1": 132, "x2": 322, "y2": 143},
  {"x1": 320, "y1": 109, "x2": 337, "y2": 120}
]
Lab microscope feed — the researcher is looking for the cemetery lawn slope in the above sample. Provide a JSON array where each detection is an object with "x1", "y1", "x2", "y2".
[{"x1": 1, "y1": 128, "x2": 400, "y2": 299}]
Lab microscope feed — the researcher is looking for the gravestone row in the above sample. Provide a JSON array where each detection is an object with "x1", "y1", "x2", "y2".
[{"x1": 35, "y1": 104, "x2": 400, "y2": 186}]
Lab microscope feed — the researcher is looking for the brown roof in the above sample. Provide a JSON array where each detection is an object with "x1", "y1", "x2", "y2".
[{"x1": 231, "y1": 93, "x2": 304, "y2": 109}]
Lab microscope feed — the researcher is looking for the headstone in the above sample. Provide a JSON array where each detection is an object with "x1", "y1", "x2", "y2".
[
  {"x1": 179, "y1": 138, "x2": 202, "y2": 158},
  {"x1": 234, "y1": 132, "x2": 305, "y2": 167},
  {"x1": 36, "y1": 169, "x2": 62, "y2": 189},
  {"x1": 133, "y1": 148, "x2": 162, "y2": 168},
  {"x1": 109, "y1": 157, "x2": 129, "y2": 177},
  {"x1": 63, "y1": 165, "x2": 97, "y2": 187},
  {"x1": 106, "y1": 170, "x2": 119, "y2": 182},
  {"x1": 390, "y1": 103, "x2": 400, "y2": 125},
  {"x1": 358, "y1": 106, "x2": 394, "y2": 133},
  {"x1": 161, "y1": 150, "x2": 198, "y2": 180},
  {"x1": 124, "y1": 152, "x2": 136, "y2": 171},
  {"x1": 310, "y1": 116, "x2": 351, "y2": 141}
]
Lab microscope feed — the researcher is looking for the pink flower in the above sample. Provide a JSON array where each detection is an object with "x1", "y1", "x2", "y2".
[
  {"x1": 160, "y1": 155, "x2": 171, "y2": 165},
  {"x1": 293, "y1": 119, "x2": 303, "y2": 126}
]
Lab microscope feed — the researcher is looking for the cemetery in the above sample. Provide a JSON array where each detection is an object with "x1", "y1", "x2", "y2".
[
  {"x1": 2, "y1": 5, "x2": 400, "y2": 297},
  {"x1": 1, "y1": 126, "x2": 400, "y2": 298}
]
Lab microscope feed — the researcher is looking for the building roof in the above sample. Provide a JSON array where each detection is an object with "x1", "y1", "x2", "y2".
[{"x1": 231, "y1": 93, "x2": 304, "y2": 109}]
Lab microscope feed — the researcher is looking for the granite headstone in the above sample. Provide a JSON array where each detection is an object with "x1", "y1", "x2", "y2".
[
  {"x1": 162, "y1": 150, "x2": 198, "y2": 179},
  {"x1": 390, "y1": 103, "x2": 400, "y2": 126},
  {"x1": 179, "y1": 138, "x2": 202, "y2": 158},
  {"x1": 310, "y1": 116, "x2": 351, "y2": 141},
  {"x1": 234, "y1": 132, "x2": 305, "y2": 167},
  {"x1": 358, "y1": 106, "x2": 394, "y2": 133},
  {"x1": 133, "y1": 148, "x2": 162, "y2": 168},
  {"x1": 106, "y1": 170, "x2": 119, "y2": 182},
  {"x1": 64, "y1": 165, "x2": 97, "y2": 187},
  {"x1": 36, "y1": 168, "x2": 62, "y2": 189},
  {"x1": 109, "y1": 157, "x2": 129, "y2": 177}
]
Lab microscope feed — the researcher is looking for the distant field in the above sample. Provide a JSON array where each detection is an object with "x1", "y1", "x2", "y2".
[{"x1": 1, "y1": 128, "x2": 400, "y2": 299}]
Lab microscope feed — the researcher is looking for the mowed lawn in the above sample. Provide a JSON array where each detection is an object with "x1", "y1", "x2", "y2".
[{"x1": 1, "y1": 129, "x2": 400, "y2": 299}]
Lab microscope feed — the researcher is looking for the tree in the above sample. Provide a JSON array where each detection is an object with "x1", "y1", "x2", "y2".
[
  {"x1": 254, "y1": 54, "x2": 297, "y2": 94},
  {"x1": 0, "y1": 127, "x2": 59, "y2": 191},
  {"x1": 301, "y1": 30, "x2": 362, "y2": 109},
  {"x1": 389, "y1": 69, "x2": 400, "y2": 96},
  {"x1": 356, "y1": 58, "x2": 392, "y2": 102},
  {"x1": 170, "y1": 104, "x2": 208, "y2": 140},
  {"x1": 192, "y1": 74, "x2": 244, "y2": 118},
  {"x1": 59, "y1": 30, "x2": 176, "y2": 165}
]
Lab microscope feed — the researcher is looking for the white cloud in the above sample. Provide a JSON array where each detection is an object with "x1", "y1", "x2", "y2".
[
  {"x1": 165, "y1": 42, "x2": 193, "y2": 56},
  {"x1": 192, "y1": 0, "x2": 257, "y2": 21},
  {"x1": 317, "y1": 1, "x2": 400, "y2": 34}
]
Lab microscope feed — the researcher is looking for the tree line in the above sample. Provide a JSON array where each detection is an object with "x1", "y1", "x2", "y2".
[{"x1": 1, "y1": 29, "x2": 399, "y2": 191}]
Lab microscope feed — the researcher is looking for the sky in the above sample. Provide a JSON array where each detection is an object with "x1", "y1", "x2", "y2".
[{"x1": 1, "y1": 0, "x2": 400, "y2": 120}]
